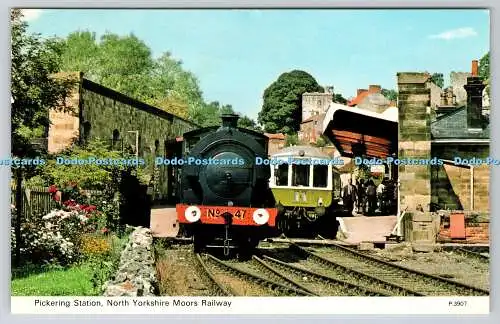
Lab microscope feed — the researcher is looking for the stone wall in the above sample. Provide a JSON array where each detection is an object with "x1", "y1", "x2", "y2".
[
  {"x1": 426, "y1": 81, "x2": 442, "y2": 109},
  {"x1": 79, "y1": 76, "x2": 196, "y2": 200},
  {"x1": 397, "y1": 73, "x2": 432, "y2": 211},
  {"x1": 302, "y1": 92, "x2": 331, "y2": 121},
  {"x1": 450, "y1": 71, "x2": 471, "y2": 104},
  {"x1": 431, "y1": 145, "x2": 490, "y2": 212},
  {"x1": 48, "y1": 72, "x2": 81, "y2": 154},
  {"x1": 103, "y1": 227, "x2": 157, "y2": 296}
]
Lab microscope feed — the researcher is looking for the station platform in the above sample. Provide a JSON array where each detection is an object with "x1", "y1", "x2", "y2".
[{"x1": 337, "y1": 215, "x2": 397, "y2": 245}]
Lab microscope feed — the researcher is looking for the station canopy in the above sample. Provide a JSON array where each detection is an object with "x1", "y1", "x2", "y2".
[{"x1": 322, "y1": 103, "x2": 398, "y2": 159}]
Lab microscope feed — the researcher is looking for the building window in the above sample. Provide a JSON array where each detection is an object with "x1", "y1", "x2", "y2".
[
  {"x1": 112, "y1": 129, "x2": 120, "y2": 148},
  {"x1": 82, "y1": 122, "x2": 91, "y2": 143},
  {"x1": 154, "y1": 140, "x2": 160, "y2": 155}
]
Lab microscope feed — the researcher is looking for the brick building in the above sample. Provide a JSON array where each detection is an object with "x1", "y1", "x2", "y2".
[{"x1": 265, "y1": 133, "x2": 286, "y2": 156}]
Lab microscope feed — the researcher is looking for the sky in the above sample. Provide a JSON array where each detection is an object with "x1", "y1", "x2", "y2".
[{"x1": 23, "y1": 9, "x2": 490, "y2": 121}]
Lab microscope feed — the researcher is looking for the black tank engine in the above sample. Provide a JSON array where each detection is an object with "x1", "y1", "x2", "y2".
[{"x1": 176, "y1": 114, "x2": 277, "y2": 255}]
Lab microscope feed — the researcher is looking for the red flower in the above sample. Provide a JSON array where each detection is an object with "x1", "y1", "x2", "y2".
[
  {"x1": 48, "y1": 185, "x2": 58, "y2": 193},
  {"x1": 63, "y1": 199, "x2": 77, "y2": 207}
]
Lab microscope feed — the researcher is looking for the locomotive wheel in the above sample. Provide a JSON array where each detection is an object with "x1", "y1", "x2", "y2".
[
  {"x1": 237, "y1": 237, "x2": 259, "y2": 260},
  {"x1": 193, "y1": 235, "x2": 205, "y2": 253}
]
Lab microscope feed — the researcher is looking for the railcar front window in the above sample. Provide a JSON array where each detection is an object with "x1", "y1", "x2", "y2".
[
  {"x1": 275, "y1": 164, "x2": 288, "y2": 186},
  {"x1": 313, "y1": 165, "x2": 328, "y2": 188},
  {"x1": 292, "y1": 164, "x2": 309, "y2": 187}
]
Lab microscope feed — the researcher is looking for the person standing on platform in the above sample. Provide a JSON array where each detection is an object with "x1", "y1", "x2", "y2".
[
  {"x1": 342, "y1": 178, "x2": 357, "y2": 216},
  {"x1": 356, "y1": 178, "x2": 365, "y2": 215},
  {"x1": 365, "y1": 179, "x2": 377, "y2": 215}
]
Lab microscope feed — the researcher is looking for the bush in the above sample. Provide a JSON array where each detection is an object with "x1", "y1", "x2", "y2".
[{"x1": 10, "y1": 204, "x2": 110, "y2": 265}]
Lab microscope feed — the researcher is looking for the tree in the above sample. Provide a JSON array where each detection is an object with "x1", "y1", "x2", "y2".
[
  {"x1": 188, "y1": 101, "x2": 235, "y2": 127},
  {"x1": 479, "y1": 52, "x2": 489, "y2": 80},
  {"x1": 237, "y1": 115, "x2": 262, "y2": 132},
  {"x1": 59, "y1": 31, "x2": 205, "y2": 120},
  {"x1": 284, "y1": 133, "x2": 299, "y2": 147},
  {"x1": 381, "y1": 88, "x2": 398, "y2": 102},
  {"x1": 479, "y1": 52, "x2": 490, "y2": 97},
  {"x1": 258, "y1": 70, "x2": 323, "y2": 134},
  {"x1": 430, "y1": 73, "x2": 444, "y2": 88},
  {"x1": 11, "y1": 9, "x2": 75, "y2": 265},
  {"x1": 11, "y1": 9, "x2": 75, "y2": 159},
  {"x1": 333, "y1": 93, "x2": 348, "y2": 105},
  {"x1": 60, "y1": 31, "x2": 100, "y2": 79}
]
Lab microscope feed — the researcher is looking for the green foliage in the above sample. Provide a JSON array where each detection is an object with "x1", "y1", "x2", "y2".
[
  {"x1": 353, "y1": 164, "x2": 371, "y2": 181},
  {"x1": 258, "y1": 70, "x2": 323, "y2": 134},
  {"x1": 11, "y1": 262, "x2": 98, "y2": 296},
  {"x1": 430, "y1": 73, "x2": 444, "y2": 88},
  {"x1": 85, "y1": 235, "x2": 126, "y2": 294},
  {"x1": 59, "y1": 31, "x2": 205, "y2": 121},
  {"x1": 238, "y1": 115, "x2": 263, "y2": 132},
  {"x1": 11, "y1": 9, "x2": 75, "y2": 159},
  {"x1": 479, "y1": 52, "x2": 490, "y2": 97},
  {"x1": 34, "y1": 138, "x2": 147, "y2": 190},
  {"x1": 315, "y1": 135, "x2": 328, "y2": 147},
  {"x1": 285, "y1": 133, "x2": 299, "y2": 147},
  {"x1": 381, "y1": 89, "x2": 398, "y2": 102},
  {"x1": 333, "y1": 93, "x2": 348, "y2": 105},
  {"x1": 479, "y1": 52, "x2": 489, "y2": 80},
  {"x1": 11, "y1": 234, "x2": 127, "y2": 296}
]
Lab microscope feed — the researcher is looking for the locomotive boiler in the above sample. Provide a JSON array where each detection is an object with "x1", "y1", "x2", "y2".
[{"x1": 176, "y1": 114, "x2": 277, "y2": 255}]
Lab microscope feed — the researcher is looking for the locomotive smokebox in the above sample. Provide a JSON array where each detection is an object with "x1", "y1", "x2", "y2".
[{"x1": 220, "y1": 113, "x2": 240, "y2": 128}]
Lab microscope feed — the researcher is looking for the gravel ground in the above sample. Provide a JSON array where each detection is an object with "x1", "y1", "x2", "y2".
[
  {"x1": 364, "y1": 243, "x2": 490, "y2": 291},
  {"x1": 155, "y1": 243, "x2": 216, "y2": 296}
]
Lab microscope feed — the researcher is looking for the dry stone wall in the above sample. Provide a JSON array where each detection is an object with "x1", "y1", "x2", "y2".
[{"x1": 103, "y1": 227, "x2": 158, "y2": 296}]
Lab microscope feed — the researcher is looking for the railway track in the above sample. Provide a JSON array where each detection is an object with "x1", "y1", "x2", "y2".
[
  {"x1": 261, "y1": 245, "x2": 423, "y2": 296},
  {"x1": 457, "y1": 247, "x2": 489, "y2": 262},
  {"x1": 195, "y1": 253, "x2": 312, "y2": 296},
  {"x1": 301, "y1": 243, "x2": 489, "y2": 296}
]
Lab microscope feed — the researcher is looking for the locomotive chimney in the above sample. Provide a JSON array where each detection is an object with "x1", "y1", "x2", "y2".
[{"x1": 220, "y1": 113, "x2": 240, "y2": 128}]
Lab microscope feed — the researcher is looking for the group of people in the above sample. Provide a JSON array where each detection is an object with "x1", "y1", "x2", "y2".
[{"x1": 341, "y1": 177, "x2": 397, "y2": 216}]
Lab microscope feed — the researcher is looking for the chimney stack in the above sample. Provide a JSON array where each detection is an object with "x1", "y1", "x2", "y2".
[
  {"x1": 368, "y1": 85, "x2": 381, "y2": 94},
  {"x1": 357, "y1": 89, "x2": 367, "y2": 96},
  {"x1": 464, "y1": 60, "x2": 485, "y2": 128},
  {"x1": 471, "y1": 60, "x2": 479, "y2": 77}
]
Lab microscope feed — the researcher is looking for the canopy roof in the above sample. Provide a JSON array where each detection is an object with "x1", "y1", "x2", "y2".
[{"x1": 322, "y1": 103, "x2": 398, "y2": 159}]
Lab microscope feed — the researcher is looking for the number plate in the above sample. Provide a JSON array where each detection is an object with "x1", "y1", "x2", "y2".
[{"x1": 206, "y1": 208, "x2": 246, "y2": 220}]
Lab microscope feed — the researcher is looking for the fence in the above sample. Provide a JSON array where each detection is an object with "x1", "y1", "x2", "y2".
[{"x1": 10, "y1": 185, "x2": 103, "y2": 219}]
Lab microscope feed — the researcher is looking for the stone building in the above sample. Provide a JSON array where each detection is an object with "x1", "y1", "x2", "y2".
[
  {"x1": 397, "y1": 61, "x2": 490, "y2": 244},
  {"x1": 299, "y1": 113, "x2": 326, "y2": 144},
  {"x1": 430, "y1": 61, "x2": 490, "y2": 213},
  {"x1": 322, "y1": 60, "x2": 489, "y2": 243},
  {"x1": 301, "y1": 86, "x2": 333, "y2": 121},
  {"x1": 47, "y1": 72, "x2": 198, "y2": 202}
]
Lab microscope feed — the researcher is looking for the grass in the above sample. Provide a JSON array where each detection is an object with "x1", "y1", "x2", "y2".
[
  {"x1": 11, "y1": 262, "x2": 98, "y2": 296},
  {"x1": 11, "y1": 233, "x2": 129, "y2": 296}
]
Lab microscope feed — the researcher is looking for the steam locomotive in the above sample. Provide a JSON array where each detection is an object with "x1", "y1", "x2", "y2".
[{"x1": 176, "y1": 114, "x2": 277, "y2": 255}]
